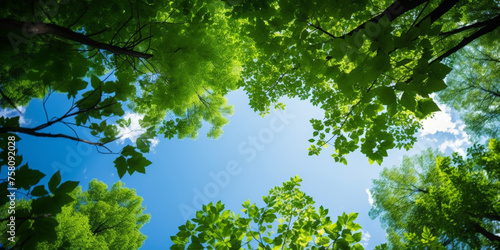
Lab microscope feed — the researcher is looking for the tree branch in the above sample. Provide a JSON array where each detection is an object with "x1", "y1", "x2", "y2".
[
  {"x1": 324, "y1": 79, "x2": 378, "y2": 146},
  {"x1": 478, "y1": 86, "x2": 500, "y2": 98},
  {"x1": 308, "y1": 22, "x2": 337, "y2": 39},
  {"x1": 416, "y1": 0, "x2": 459, "y2": 26},
  {"x1": 0, "y1": 18, "x2": 153, "y2": 59},
  {"x1": 440, "y1": 18, "x2": 494, "y2": 37},
  {"x1": 342, "y1": 0, "x2": 429, "y2": 38},
  {"x1": 0, "y1": 128, "x2": 104, "y2": 146},
  {"x1": 404, "y1": 0, "x2": 429, "y2": 33},
  {"x1": 67, "y1": 3, "x2": 90, "y2": 29},
  {"x1": 0, "y1": 89, "x2": 23, "y2": 114},
  {"x1": 473, "y1": 222, "x2": 500, "y2": 243},
  {"x1": 430, "y1": 14, "x2": 500, "y2": 64}
]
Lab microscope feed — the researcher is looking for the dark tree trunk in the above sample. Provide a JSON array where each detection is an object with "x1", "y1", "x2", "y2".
[{"x1": 0, "y1": 18, "x2": 153, "y2": 59}]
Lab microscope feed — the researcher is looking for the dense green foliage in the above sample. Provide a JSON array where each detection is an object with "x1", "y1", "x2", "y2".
[
  {"x1": 172, "y1": 176, "x2": 366, "y2": 249},
  {"x1": 38, "y1": 179, "x2": 150, "y2": 249},
  {"x1": 2, "y1": 0, "x2": 500, "y2": 169},
  {"x1": 227, "y1": 0, "x2": 500, "y2": 163},
  {"x1": 0, "y1": 130, "x2": 79, "y2": 249},
  {"x1": 438, "y1": 38, "x2": 500, "y2": 140},
  {"x1": 369, "y1": 139, "x2": 500, "y2": 249},
  {"x1": 0, "y1": 0, "x2": 244, "y2": 177},
  {"x1": 0, "y1": 178, "x2": 150, "y2": 249},
  {"x1": 2, "y1": 0, "x2": 500, "y2": 248},
  {"x1": 0, "y1": 128, "x2": 149, "y2": 249}
]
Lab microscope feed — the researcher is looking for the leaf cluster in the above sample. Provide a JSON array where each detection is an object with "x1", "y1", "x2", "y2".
[
  {"x1": 172, "y1": 176, "x2": 365, "y2": 249},
  {"x1": 225, "y1": 0, "x2": 498, "y2": 163},
  {"x1": 370, "y1": 139, "x2": 500, "y2": 249},
  {"x1": 0, "y1": 134, "x2": 79, "y2": 249}
]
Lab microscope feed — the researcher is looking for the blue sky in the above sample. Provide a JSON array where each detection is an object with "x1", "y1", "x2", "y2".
[{"x1": 1, "y1": 87, "x2": 471, "y2": 249}]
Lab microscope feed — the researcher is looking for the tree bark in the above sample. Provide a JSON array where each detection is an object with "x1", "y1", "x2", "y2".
[
  {"x1": 343, "y1": 0, "x2": 430, "y2": 38},
  {"x1": 479, "y1": 86, "x2": 500, "y2": 98},
  {"x1": 431, "y1": 14, "x2": 500, "y2": 64},
  {"x1": 440, "y1": 18, "x2": 494, "y2": 37},
  {"x1": 473, "y1": 222, "x2": 500, "y2": 243},
  {"x1": 417, "y1": 0, "x2": 459, "y2": 25},
  {"x1": 0, "y1": 127, "x2": 104, "y2": 146},
  {"x1": 0, "y1": 18, "x2": 153, "y2": 59}
]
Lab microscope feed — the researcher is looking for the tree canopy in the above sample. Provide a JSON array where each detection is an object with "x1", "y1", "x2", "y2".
[
  {"x1": 1, "y1": 0, "x2": 500, "y2": 248},
  {"x1": 2, "y1": 0, "x2": 500, "y2": 171},
  {"x1": 0, "y1": 132, "x2": 79, "y2": 249},
  {"x1": 369, "y1": 139, "x2": 500, "y2": 249},
  {"x1": 226, "y1": 0, "x2": 500, "y2": 163},
  {"x1": 438, "y1": 37, "x2": 500, "y2": 140},
  {"x1": 0, "y1": 178, "x2": 150, "y2": 249},
  {"x1": 1, "y1": 0, "x2": 244, "y2": 177},
  {"x1": 172, "y1": 176, "x2": 366, "y2": 249}
]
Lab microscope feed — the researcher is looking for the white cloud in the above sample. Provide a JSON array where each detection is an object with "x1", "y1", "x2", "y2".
[
  {"x1": 116, "y1": 112, "x2": 160, "y2": 152},
  {"x1": 438, "y1": 125, "x2": 470, "y2": 157},
  {"x1": 420, "y1": 102, "x2": 459, "y2": 136},
  {"x1": 366, "y1": 189, "x2": 374, "y2": 206},
  {"x1": 117, "y1": 112, "x2": 147, "y2": 144},
  {"x1": 419, "y1": 97, "x2": 471, "y2": 157},
  {"x1": 360, "y1": 230, "x2": 371, "y2": 248},
  {"x1": 148, "y1": 137, "x2": 160, "y2": 153},
  {"x1": 0, "y1": 106, "x2": 31, "y2": 126}
]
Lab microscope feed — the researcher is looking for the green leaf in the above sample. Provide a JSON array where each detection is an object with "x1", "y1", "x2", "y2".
[
  {"x1": 31, "y1": 185, "x2": 49, "y2": 196},
  {"x1": 32, "y1": 196, "x2": 61, "y2": 214},
  {"x1": 114, "y1": 156, "x2": 127, "y2": 178},
  {"x1": 0, "y1": 182, "x2": 9, "y2": 204},
  {"x1": 348, "y1": 212, "x2": 358, "y2": 223},
  {"x1": 425, "y1": 76, "x2": 447, "y2": 93},
  {"x1": 55, "y1": 181, "x2": 79, "y2": 195},
  {"x1": 263, "y1": 237, "x2": 273, "y2": 244},
  {"x1": 220, "y1": 210, "x2": 230, "y2": 219},
  {"x1": 76, "y1": 89, "x2": 101, "y2": 109},
  {"x1": 3, "y1": 116, "x2": 20, "y2": 128},
  {"x1": 317, "y1": 236, "x2": 330, "y2": 245},
  {"x1": 75, "y1": 112, "x2": 89, "y2": 126},
  {"x1": 330, "y1": 39, "x2": 349, "y2": 60},
  {"x1": 54, "y1": 193, "x2": 75, "y2": 206},
  {"x1": 121, "y1": 145, "x2": 136, "y2": 156},
  {"x1": 16, "y1": 164, "x2": 45, "y2": 190},
  {"x1": 91, "y1": 75, "x2": 101, "y2": 88},
  {"x1": 428, "y1": 62, "x2": 452, "y2": 79},
  {"x1": 48, "y1": 171, "x2": 61, "y2": 193},
  {"x1": 127, "y1": 153, "x2": 151, "y2": 175},
  {"x1": 102, "y1": 81, "x2": 116, "y2": 93},
  {"x1": 417, "y1": 98, "x2": 441, "y2": 116},
  {"x1": 376, "y1": 86, "x2": 396, "y2": 106},
  {"x1": 419, "y1": 17, "x2": 432, "y2": 35},
  {"x1": 378, "y1": 34, "x2": 394, "y2": 52},
  {"x1": 353, "y1": 243, "x2": 365, "y2": 250},
  {"x1": 136, "y1": 138, "x2": 150, "y2": 153},
  {"x1": 373, "y1": 52, "x2": 391, "y2": 72},
  {"x1": 335, "y1": 238, "x2": 349, "y2": 248},
  {"x1": 350, "y1": 223, "x2": 362, "y2": 231},
  {"x1": 67, "y1": 78, "x2": 88, "y2": 97},
  {"x1": 353, "y1": 232, "x2": 362, "y2": 242},
  {"x1": 336, "y1": 72, "x2": 355, "y2": 97},
  {"x1": 33, "y1": 217, "x2": 59, "y2": 242},
  {"x1": 400, "y1": 92, "x2": 416, "y2": 111}
]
